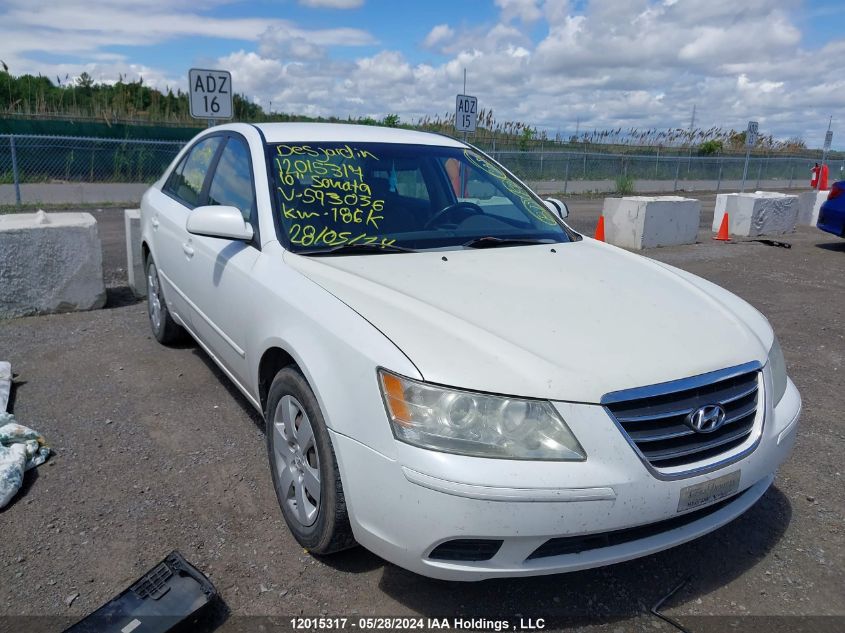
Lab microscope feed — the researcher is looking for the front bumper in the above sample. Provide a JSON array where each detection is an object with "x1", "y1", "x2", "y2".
[{"x1": 331, "y1": 377, "x2": 800, "y2": 581}]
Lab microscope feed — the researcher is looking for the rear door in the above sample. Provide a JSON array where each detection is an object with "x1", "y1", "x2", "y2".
[
  {"x1": 153, "y1": 135, "x2": 224, "y2": 325},
  {"x1": 183, "y1": 133, "x2": 260, "y2": 386}
]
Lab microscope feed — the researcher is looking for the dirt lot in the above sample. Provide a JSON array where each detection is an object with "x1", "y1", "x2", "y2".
[{"x1": 1, "y1": 194, "x2": 843, "y2": 632}]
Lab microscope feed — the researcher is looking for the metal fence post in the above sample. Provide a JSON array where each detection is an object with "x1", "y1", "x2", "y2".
[
  {"x1": 716, "y1": 158, "x2": 723, "y2": 193},
  {"x1": 10, "y1": 135, "x2": 22, "y2": 205},
  {"x1": 655, "y1": 146, "x2": 660, "y2": 177},
  {"x1": 788, "y1": 162, "x2": 795, "y2": 189},
  {"x1": 563, "y1": 156, "x2": 570, "y2": 195},
  {"x1": 673, "y1": 158, "x2": 680, "y2": 192},
  {"x1": 755, "y1": 159, "x2": 763, "y2": 189}
]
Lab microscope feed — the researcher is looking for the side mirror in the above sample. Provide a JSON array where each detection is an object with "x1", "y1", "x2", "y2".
[
  {"x1": 544, "y1": 198, "x2": 569, "y2": 220},
  {"x1": 186, "y1": 205, "x2": 254, "y2": 241}
]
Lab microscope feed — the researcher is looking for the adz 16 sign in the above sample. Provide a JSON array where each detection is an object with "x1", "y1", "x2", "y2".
[
  {"x1": 455, "y1": 94, "x2": 478, "y2": 133},
  {"x1": 189, "y1": 68, "x2": 233, "y2": 120}
]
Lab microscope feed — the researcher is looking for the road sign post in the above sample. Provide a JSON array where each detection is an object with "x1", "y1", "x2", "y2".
[
  {"x1": 188, "y1": 68, "x2": 233, "y2": 125},
  {"x1": 818, "y1": 129, "x2": 833, "y2": 191},
  {"x1": 740, "y1": 120, "x2": 758, "y2": 193}
]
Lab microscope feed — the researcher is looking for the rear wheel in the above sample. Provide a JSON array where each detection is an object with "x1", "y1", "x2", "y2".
[
  {"x1": 266, "y1": 367, "x2": 355, "y2": 554},
  {"x1": 146, "y1": 257, "x2": 185, "y2": 345}
]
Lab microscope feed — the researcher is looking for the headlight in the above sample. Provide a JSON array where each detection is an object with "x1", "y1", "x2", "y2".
[
  {"x1": 378, "y1": 370, "x2": 586, "y2": 461},
  {"x1": 768, "y1": 336, "x2": 787, "y2": 406}
]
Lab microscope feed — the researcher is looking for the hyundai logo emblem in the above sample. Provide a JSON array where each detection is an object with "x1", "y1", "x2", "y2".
[{"x1": 686, "y1": 404, "x2": 726, "y2": 433}]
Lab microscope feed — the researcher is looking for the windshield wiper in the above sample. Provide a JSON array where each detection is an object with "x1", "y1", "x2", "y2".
[
  {"x1": 462, "y1": 236, "x2": 557, "y2": 249},
  {"x1": 301, "y1": 243, "x2": 417, "y2": 256}
]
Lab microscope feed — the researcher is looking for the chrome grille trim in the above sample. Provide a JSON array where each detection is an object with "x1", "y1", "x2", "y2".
[{"x1": 602, "y1": 361, "x2": 764, "y2": 480}]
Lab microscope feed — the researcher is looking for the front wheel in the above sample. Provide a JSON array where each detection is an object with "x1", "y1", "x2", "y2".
[
  {"x1": 266, "y1": 367, "x2": 355, "y2": 554},
  {"x1": 146, "y1": 256, "x2": 185, "y2": 345}
]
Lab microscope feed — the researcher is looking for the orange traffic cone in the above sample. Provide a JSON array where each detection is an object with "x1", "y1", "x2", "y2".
[
  {"x1": 713, "y1": 212, "x2": 730, "y2": 241},
  {"x1": 594, "y1": 215, "x2": 606, "y2": 242}
]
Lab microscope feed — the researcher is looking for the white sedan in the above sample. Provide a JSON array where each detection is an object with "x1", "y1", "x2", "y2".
[{"x1": 140, "y1": 123, "x2": 801, "y2": 581}]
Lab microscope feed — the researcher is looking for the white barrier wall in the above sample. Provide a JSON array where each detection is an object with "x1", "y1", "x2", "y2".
[
  {"x1": 602, "y1": 196, "x2": 701, "y2": 250},
  {"x1": 0, "y1": 211, "x2": 106, "y2": 318},
  {"x1": 711, "y1": 192, "x2": 798, "y2": 237},
  {"x1": 124, "y1": 209, "x2": 147, "y2": 298},
  {"x1": 712, "y1": 193, "x2": 738, "y2": 231},
  {"x1": 797, "y1": 191, "x2": 828, "y2": 226}
]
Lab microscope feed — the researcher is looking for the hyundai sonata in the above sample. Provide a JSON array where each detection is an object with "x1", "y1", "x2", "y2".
[{"x1": 140, "y1": 123, "x2": 801, "y2": 580}]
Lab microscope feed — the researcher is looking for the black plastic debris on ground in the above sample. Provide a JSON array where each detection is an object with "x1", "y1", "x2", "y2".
[
  {"x1": 734, "y1": 239, "x2": 793, "y2": 248},
  {"x1": 63, "y1": 550, "x2": 220, "y2": 633}
]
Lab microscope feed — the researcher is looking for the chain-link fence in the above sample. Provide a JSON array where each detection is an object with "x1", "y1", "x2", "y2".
[
  {"x1": 0, "y1": 134, "x2": 183, "y2": 204},
  {"x1": 2, "y1": 133, "x2": 843, "y2": 204},
  {"x1": 488, "y1": 150, "x2": 845, "y2": 194}
]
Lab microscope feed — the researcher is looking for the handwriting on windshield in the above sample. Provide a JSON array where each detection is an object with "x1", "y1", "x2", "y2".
[
  {"x1": 463, "y1": 149, "x2": 557, "y2": 226},
  {"x1": 274, "y1": 144, "x2": 395, "y2": 248}
]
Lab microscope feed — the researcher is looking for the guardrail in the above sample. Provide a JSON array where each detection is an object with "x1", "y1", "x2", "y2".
[{"x1": 2, "y1": 134, "x2": 842, "y2": 205}]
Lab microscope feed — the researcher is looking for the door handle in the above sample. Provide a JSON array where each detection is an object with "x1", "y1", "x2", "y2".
[
  {"x1": 151, "y1": 216, "x2": 160, "y2": 229},
  {"x1": 182, "y1": 242, "x2": 195, "y2": 258}
]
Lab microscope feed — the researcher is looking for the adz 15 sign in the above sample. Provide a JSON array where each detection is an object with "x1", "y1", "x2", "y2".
[
  {"x1": 189, "y1": 68, "x2": 233, "y2": 120},
  {"x1": 455, "y1": 94, "x2": 478, "y2": 133}
]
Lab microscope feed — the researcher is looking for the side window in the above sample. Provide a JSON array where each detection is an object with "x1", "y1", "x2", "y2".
[
  {"x1": 164, "y1": 136, "x2": 222, "y2": 207},
  {"x1": 163, "y1": 154, "x2": 188, "y2": 195},
  {"x1": 207, "y1": 137, "x2": 255, "y2": 220}
]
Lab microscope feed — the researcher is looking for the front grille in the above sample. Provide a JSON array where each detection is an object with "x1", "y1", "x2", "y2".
[
  {"x1": 604, "y1": 365, "x2": 761, "y2": 470},
  {"x1": 526, "y1": 491, "x2": 742, "y2": 560},
  {"x1": 429, "y1": 539, "x2": 503, "y2": 561}
]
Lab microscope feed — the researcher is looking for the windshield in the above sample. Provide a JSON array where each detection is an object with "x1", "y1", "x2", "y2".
[{"x1": 266, "y1": 141, "x2": 572, "y2": 253}]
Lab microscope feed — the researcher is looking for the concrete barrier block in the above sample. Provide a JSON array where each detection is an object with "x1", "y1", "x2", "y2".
[
  {"x1": 713, "y1": 192, "x2": 798, "y2": 237},
  {"x1": 797, "y1": 191, "x2": 827, "y2": 226},
  {"x1": 0, "y1": 211, "x2": 106, "y2": 318},
  {"x1": 602, "y1": 196, "x2": 701, "y2": 250},
  {"x1": 124, "y1": 209, "x2": 146, "y2": 298}
]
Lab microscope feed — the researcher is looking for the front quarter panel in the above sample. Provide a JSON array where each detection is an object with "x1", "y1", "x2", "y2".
[{"x1": 245, "y1": 242, "x2": 420, "y2": 458}]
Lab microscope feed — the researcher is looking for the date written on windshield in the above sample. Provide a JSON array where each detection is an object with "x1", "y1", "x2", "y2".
[{"x1": 289, "y1": 223, "x2": 396, "y2": 249}]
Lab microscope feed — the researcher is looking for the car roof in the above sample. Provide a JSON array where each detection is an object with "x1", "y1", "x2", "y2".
[{"x1": 252, "y1": 122, "x2": 467, "y2": 148}]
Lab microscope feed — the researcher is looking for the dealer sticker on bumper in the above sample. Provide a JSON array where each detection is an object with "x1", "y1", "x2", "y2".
[{"x1": 678, "y1": 470, "x2": 741, "y2": 512}]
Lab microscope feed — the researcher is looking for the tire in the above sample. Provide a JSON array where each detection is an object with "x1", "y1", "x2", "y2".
[
  {"x1": 266, "y1": 367, "x2": 355, "y2": 554},
  {"x1": 145, "y1": 256, "x2": 185, "y2": 345}
]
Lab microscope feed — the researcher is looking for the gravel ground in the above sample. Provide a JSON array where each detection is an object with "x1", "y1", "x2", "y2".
[{"x1": 0, "y1": 194, "x2": 843, "y2": 632}]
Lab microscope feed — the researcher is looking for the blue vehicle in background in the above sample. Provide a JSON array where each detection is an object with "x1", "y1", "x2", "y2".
[{"x1": 818, "y1": 181, "x2": 845, "y2": 238}]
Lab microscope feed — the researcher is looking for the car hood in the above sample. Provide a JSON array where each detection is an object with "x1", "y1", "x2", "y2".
[{"x1": 284, "y1": 239, "x2": 772, "y2": 403}]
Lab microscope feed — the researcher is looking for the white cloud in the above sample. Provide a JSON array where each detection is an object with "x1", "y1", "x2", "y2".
[
  {"x1": 495, "y1": 0, "x2": 542, "y2": 23},
  {"x1": 423, "y1": 24, "x2": 455, "y2": 50},
  {"x1": 208, "y1": 0, "x2": 844, "y2": 146}
]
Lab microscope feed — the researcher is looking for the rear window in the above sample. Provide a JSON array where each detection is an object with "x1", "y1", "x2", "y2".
[{"x1": 164, "y1": 136, "x2": 222, "y2": 207}]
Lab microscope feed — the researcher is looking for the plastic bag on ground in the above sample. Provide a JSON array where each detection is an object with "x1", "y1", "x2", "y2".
[{"x1": 0, "y1": 413, "x2": 51, "y2": 508}]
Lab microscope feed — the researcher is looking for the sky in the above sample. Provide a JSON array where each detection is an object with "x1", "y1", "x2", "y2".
[{"x1": 1, "y1": 0, "x2": 844, "y2": 149}]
